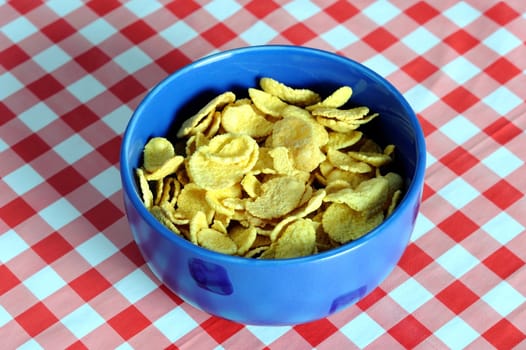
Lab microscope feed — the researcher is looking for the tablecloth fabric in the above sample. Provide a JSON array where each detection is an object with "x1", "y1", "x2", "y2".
[{"x1": 1, "y1": 1, "x2": 525, "y2": 349}]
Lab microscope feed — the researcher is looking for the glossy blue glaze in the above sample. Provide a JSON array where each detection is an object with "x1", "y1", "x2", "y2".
[{"x1": 120, "y1": 45, "x2": 426, "y2": 325}]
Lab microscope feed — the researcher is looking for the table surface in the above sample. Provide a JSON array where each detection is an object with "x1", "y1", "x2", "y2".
[{"x1": 1, "y1": 1, "x2": 525, "y2": 349}]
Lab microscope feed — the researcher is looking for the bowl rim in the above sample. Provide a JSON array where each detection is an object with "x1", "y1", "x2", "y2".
[{"x1": 120, "y1": 44, "x2": 427, "y2": 266}]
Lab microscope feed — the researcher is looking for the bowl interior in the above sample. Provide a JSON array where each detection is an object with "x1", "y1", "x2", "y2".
[{"x1": 121, "y1": 45, "x2": 426, "y2": 259}]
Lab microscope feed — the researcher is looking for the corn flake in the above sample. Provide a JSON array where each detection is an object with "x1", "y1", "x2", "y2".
[
  {"x1": 260, "y1": 77, "x2": 320, "y2": 106},
  {"x1": 177, "y1": 91, "x2": 235, "y2": 137},
  {"x1": 143, "y1": 137, "x2": 176, "y2": 172},
  {"x1": 221, "y1": 103, "x2": 273, "y2": 138},
  {"x1": 246, "y1": 176, "x2": 306, "y2": 219}
]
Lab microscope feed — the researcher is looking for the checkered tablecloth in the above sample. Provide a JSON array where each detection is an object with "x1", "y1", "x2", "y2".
[{"x1": 1, "y1": 1, "x2": 525, "y2": 349}]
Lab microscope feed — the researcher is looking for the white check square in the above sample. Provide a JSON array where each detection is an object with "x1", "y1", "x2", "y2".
[
  {"x1": 114, "y1": 269, "x2": 158, "y2": 304},
  {"x1": 61, "y1": 304, "x2": 105, "y2": 338},
  {"x1": 340, "y1": 313, "x2": 384, "y2": 348},
  {"x1": 389, "y1": 277, "x2": 433, "y2": 313},
  {"x1": 241, "y1": 22, "x2": 278, "y2": 46},
  {"x1": 205, "y1": 0, "x2": 242, "y2": 21},
  {"x1": 0, "y1": 230, "x2": 29, "y2": 263},
  {"x1": 19, "y1": 102, "x2": 58, "y2": 132},
  {"x1": 76, "y1": 233, "x2": 118, "y2": 266},
  {"x1": 39, "y1": 198, "x2": 81, "y2": 231},
  {"x1": 482, "y1": 281, "x2": 525, "y2": 317},
  {"x1": 436, "y1": 244, "x2": 478, "y2": 278},
  {"x1": 435, "y1": 316, "x2": 478, "y2": 349},
  {"x1": 155, "y1": 307, "x2": 199, "y2": 343},
  {"x1": 24, "y1": 266, "x2": 66, "y2": 300},
  {"x1": 3, "y1": 164, "x2": 44, "y2": 196},
  {"x1": 438, "y1": 178, "x2": 478, "y2": 209}
]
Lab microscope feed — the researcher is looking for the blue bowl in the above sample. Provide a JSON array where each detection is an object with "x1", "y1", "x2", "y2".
[{"x1": 120, "y1": 45, "x2": 426, "y2": 325}]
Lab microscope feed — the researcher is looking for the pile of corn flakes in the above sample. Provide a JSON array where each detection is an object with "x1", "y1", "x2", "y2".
[{"x1": 135, "y1": 78, "x2": 403, "y2": 259}]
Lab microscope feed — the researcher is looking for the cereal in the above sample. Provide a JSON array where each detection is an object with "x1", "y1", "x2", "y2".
[
  {"x1": 347, "y1": 151, "x2": 392, "y2": 167},
  {"x1": 177, "y1": 91, "x2": 235, "y2": 137},
  {"x1": 144, "y1": 155, "x2": 184, "y2": 181},
  {"x1": 273, "y1": 218, "x2": 317, "y2": 259},
  {"x1": 324, "y1": 177, "x2": 389, "y2": 212},
  {"x1": 221, "y1": 103, "x2": 274, "y2": 138},
  {"x1": 326, "y1": 130, "x2": 362, "y2": 150},
  {"x1": 306, "y1": 86, "x2": 353, "y2": 110},
  {"x1": 187, "y1": 133, "x2": 259, "y2": 190},
  {"x1": 327, "y1": 148, "x2": 373, "y2": 173},
  {"x1": 322, "y1": 203, "x2": 384, "y2": 243},
  {"x1": 197, "y1": 228, "x2": 237, "y2": 254},
  {"x1": 248, "y1": 88, "x2": 289, "y2": 117},
  {"x1": 135, "y1": 78, "x2": 404, "y2": 258},
  {"x1": 136, "y1": 168, "x2": 153, "y2": 209},
  {"x1": 245, "y1": 176, "x2": 306, "y2": 219},
  {"x1": 175, "y1": 183, "x2": 214, "y2": 223},
  {"x1": 311, "y1": 106, "x2": 370, "y2": 122},
  {"x1": 260, "y1": 77, "x2": 320, "y2": 106},
  {"x1": 143, "y1": 137, "x2": 176, "y2": 172},
  {"x1": 230, "y1": 225, "x2": 257, "y2": 255}
]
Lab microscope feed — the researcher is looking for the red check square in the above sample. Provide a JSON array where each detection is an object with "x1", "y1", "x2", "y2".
[
  {"x1": 41, "y1": 19, "x2": 77, "y2": 43},
  {"x1": 84, "y1": 199, "x2": 123, "y2": 231},
  {"x1": 438, "y1": 211, "x2": 478, "y2": 243},
  {"x1": 63, "y1": 105, "x2": 99, "y2": 132},
  {"x1": 483, "y1": 246, "x2": 524, "y2": 280},
  {"x1": 405, "y1": 2, "x2": 439, "y2": 25},
  {"x1": 12, "y1": 134, "x2": 51, "y2": 163},
  {"x1": 156, "y1": 49, "x2": 191, "y2": 74},
  {"x1": 246, "y1": 0, "x2": 280, "y2": 19},
  {"x1": 26, "y1": 74, "x2": 64, "y2": 100},
  {"x1": 294, "y1": 319, "x2": 338, "y2": 347},
  {"x1": 363, "y1": 28, "x2": 398, "y2": 52},
  {"x1": 202, "y1": 23, "x2": 237, "y2": 47},
  {"x1": 0, "y1": 265, "x2": 20, "y2": 295},
  {"x1": 75, "y1": 47, "x2": 112, "y2": 73},
  {"x1": 483, "y1": 117, "x2": 522, "y2": 145},
  {"x1": 483, "y1": 179, "x2": 522, "y2": 210},
  {"x1": 402, "y1": 57, "x2": 439, "y2": 82},
  {"x1": 356, "y1": 287, "x2": 387, "y2": 310},
  {"x1": 442, "y1": 87, "x2": 479, "y2": 113},
  {"x1": 108, "y1": 305, "x2": 151, "y2": 340},
  {"x1": 70, "y1": 268, "x2": 112, "y2": 302},
  {"x1": 325, "y1": 1, "x2": 359, "y2": 22},
  {"x1": 436, "y1": 280, "x2": 479, "y2": 314},
  {"x1": 440, "y1": 147, "x2": 479, "y2": 176},
  {"x1": 97, "y1": 135, "x2": 122, "y2": 165},
  {"x1": 444, "y1": 30, "x2": 479, "y2": 55},
  {"x1": 483, "y1": 319, "x2": 525, "y2": 349},
  {"x1": 48, "y1": 165, "x2": 87, "y2": 196},
  {"x1": 0, "y1": 45, "x2": 30, "y2": 70},
  {"x1": 200, "y1": 317, "x2": 244, "y2": 344},
  {"x1": 485, "y1": 57, "x2": 521, "y2": 84},
  {"x1": 166, "y1": 0, "x2": 200, "y2": 18},
  {"x1": 32, "y1": 232, "x2": 73, "y2": 264},
  {"x1": 398, "y1": 243, "x2": 434, "y2": 276},
  {"x1": 120, "y1": 242, "x2": 146, "y2": 268},
  {"x1": 0, "y1": 103, "x2": 16, "y2": 126},
  {"x1": 15, "y1": 302, "x2": 59, "y2": 337},
  {"x1": 10, "y1": 0, "x2": 42, "y2": 15},
  {"x1": 122, "y1": 20, "x2": 156, "y2": 45},
  {"x1": 86, "y1": 0, "x2": 120, "y2": 16},
  {"x1": 484, "y1": 3, "x2": 520, "y2": 26},
  {"x1": 109, "y1": 76, "x2": 146, "y2": 103},
  {"x1": 0, "y1": 197, "x2": 37, "y2": 228},
  {"x1": 388, "y1": 315, "x2": 432, "y2": 348},
  {"x1": 282, "y1": 23, "x2": 317, "y2": 45}
]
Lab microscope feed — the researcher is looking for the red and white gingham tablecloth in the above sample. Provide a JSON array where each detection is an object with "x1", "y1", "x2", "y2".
[{"x1": 1, "y1": 1, "x2": 525, "y2": 349}]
